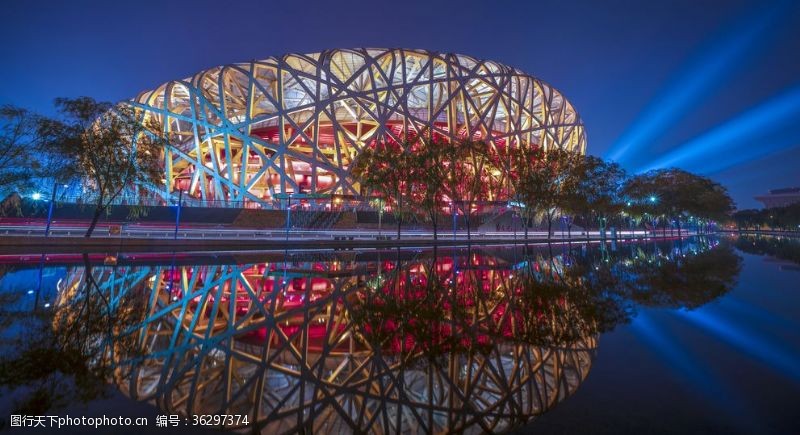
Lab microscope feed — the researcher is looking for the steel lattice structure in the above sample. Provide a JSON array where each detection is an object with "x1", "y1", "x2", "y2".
[
  {"x1": 131, "y1": 48, "x2": 586, "y2": 208},
  {"x1": 58, "y1": 251, "x2": 596, "y2": 434}
]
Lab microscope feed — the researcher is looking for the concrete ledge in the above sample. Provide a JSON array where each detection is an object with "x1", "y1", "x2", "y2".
[
  {"x1": 719, "y1": 229, "x2": 800, "y2": 237},
  {"x1": 0, "y1": 234, "x2": 661, "y2": 255}
]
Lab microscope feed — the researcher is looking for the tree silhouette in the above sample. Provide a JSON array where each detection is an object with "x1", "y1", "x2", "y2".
[
  {"x1": 351, "y1": 140, "x2": 414, "y2": 239},
  {"x1": 37, "y1": 97, "x2": 168, "y2": 237}
]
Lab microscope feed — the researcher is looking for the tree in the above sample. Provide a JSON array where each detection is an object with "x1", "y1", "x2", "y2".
[
  {"x1": 621, "y1": 172, "x2": 665, "y2": 233},
  {"x1": 563, "y1": 156, "x2": 626, "y2": 238},
  {"x1": 408, "y1": 138, "x2": 449, "y2": 240},
  {"x1": 732, "y1": 208, "x2": 763, "y2": 230},
  {"x1": 352, "y1": 140, "x2": 415, "y2": 239},
  {"x1": 691, "y1": 176, "x2": 735, "y2": 228},
  {"x1": 440, "y1": 139, "x2": 491, "y2": 240},
  {"x1": 505, "y1": 145, "x2": 544, "y2": 240},
  {"x1": 732, "y1": 203, "x2": 800, "y2": 232},
  {"x1": 38, "y1": 97, "x2": 167, "y2": 237},
  {"x1": 0, "y1": 106, "x2": 43, "y2": 199},
  {"x1": 517, "y1": 147, "x2": 583, "y2": 240},
  {"x1": 624, "y1": 169, "x2": 734, "y2": 236}
]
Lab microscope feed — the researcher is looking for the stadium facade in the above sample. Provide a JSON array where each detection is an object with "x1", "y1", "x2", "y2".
[{"x1": 131, "y1": 48, "x2": 586, "y2": 208}]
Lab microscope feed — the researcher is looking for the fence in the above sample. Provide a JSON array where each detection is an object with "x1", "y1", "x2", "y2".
[{"x1": 42, "y1": 194, "x2": 514, "y2": 215}]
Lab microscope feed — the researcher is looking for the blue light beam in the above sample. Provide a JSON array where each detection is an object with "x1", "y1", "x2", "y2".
[
  {"x1": 640, "y1": 84, "x2": 800, "y2": 173},
  {"x1": 605, "y1": 2, "x2": 787, "y2": 165},
  {"x1": 700, "y1": 138, "x2": 800, "y2": 175}
]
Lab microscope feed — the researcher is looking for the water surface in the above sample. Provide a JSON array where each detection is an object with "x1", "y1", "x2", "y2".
[{"x1": 1, "y1": 236, "x2": 798, "y2": 434}]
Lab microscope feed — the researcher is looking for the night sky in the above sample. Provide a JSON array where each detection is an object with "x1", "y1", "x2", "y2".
[{"x1": 2, "y1": 0, "x2": 798, "y2": 209}]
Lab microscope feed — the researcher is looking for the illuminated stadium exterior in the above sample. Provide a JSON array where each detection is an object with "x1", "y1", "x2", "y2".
[{"x1": 131, "y1": 48, "x2": 586, "y2": 208}]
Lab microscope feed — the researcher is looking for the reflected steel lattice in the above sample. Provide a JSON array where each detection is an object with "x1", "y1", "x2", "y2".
[
  {"x1": 131, "y1": 48, "x2": 587, "y2": 207},
  {"x1": 59, "y1": 253, "x2": 595, "y2": 434}
]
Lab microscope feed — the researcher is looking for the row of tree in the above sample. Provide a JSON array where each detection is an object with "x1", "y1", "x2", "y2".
[
  {"x1": 352, "y1": 137, "x2": 735, "y2": 239},
  {"x1": 732, "y1": 203, "x2": 800, "y2": 231},
  {"x1": 1, "y1": 97, "x2": 735, "y2": 239}
]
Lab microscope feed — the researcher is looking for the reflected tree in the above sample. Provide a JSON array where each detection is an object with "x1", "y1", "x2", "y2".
[
  {"x1": 0, "y1": 236, "x2": 743, "y2": 431},
  {"x1": 0, "y1": 264, "x2": 146, "y2": 414},
  {"x1": 734, "y1": 235, "x2": 800, "y2": 265},
  {"x1": 620, "y1": 241, "x2": 741, "y2": 309}
]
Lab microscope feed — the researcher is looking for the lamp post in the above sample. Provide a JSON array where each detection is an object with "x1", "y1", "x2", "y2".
[
  {"x1": 44, "y1": 181, "x2": 58, "y2": 237},
  {"x1": 285, "y1": 194, "x2": 292, "y2": 242},
  {"x1": 377, "y1": 198, "x2": 384, "y2": 237},
  {"x1": 173, "y1": 188, "x2": 184, "y2": 240},
  {"x1": 451, "y1": 200, "x2": 457, "y2": 241},
  {"x1": 599, "y1": 216, "x2": 607, "y2": 240},
  {"x1": 512, "y1": 207, "x2": 517, "y2": 243}
]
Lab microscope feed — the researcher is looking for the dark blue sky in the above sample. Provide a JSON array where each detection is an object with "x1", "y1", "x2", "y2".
[{"x1": 2, "y1": 0, "x2": 798, "y2": 209}]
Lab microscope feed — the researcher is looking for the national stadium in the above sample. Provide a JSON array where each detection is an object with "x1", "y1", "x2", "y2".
[{"x1": 130, "y1": 48, "x2": 586, "y2": 208}]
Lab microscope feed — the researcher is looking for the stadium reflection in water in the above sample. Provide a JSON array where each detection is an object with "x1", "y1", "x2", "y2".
[{"x1": 54, "y1": 237, "x2": 739, "y2": 434}]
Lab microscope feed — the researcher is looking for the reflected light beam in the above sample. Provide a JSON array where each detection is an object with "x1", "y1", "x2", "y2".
[
  {"x1": 634, "y1": 314, "x2": 712, "y2": 386},
  {"x1": 605, "y1": 3, "x2": 785, "y2": 164},
  {"x1": 640, "y1": 85, "x2": 800, "y2": 173},
  {"x1": 631, "y1": 313, "x2": 746, "y2": 413},
  {"x1": 677, "y1": 310, "x2": 800, "y2": 383},
  {"x1": 718, "y1": 297, "x2": 800, "y2": 335}
]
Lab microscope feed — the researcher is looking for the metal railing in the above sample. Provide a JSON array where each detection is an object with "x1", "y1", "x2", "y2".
[
  {"x1": 0, "y1": 223, "x2": 659, "y2": 241},
  {"x1": 33, "y1": 195, "x2": 516, "y2": 215}
]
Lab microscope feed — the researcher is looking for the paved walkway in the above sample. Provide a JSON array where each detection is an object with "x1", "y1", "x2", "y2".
[
  {"x1": 0, "y1": 223, "x2": 694, "y2": 255},
  {"x1": 0, "y1": 222, "x2": 654, "y2": 241}
]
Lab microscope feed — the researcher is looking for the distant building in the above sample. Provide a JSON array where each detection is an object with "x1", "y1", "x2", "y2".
[{"x1": 755, "y1": 187, "x2": 800, "y2": 208}]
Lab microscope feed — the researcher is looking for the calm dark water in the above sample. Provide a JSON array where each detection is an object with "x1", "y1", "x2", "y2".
[
  {"x1": 1, "y1": 235, "x2": 798, "y2": 434},
  {"x1": 527, "y1": 235, "x2": 800, "y2": 435}
]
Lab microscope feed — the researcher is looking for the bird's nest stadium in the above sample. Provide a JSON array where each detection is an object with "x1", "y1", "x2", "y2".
[{"x1": 130, "y1": 48, "x2": 586, "y2": 209}]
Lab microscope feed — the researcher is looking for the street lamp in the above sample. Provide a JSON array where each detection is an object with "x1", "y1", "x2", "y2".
[
  {"x1": 374, "y1": 198, "x2": 384, "y2": 237},
  {"x1": 285, "y1": 193, "x2": 293, "y2": 241},
  {"x1": 174, "y1": 188, "x2": 186, "y2": 240},
  {"x1": 44, "y1": 183, "x2": 60, "y2": 237},
  {"x1": 450, "y1": 200, "x2": 457, "y2": 241}
]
